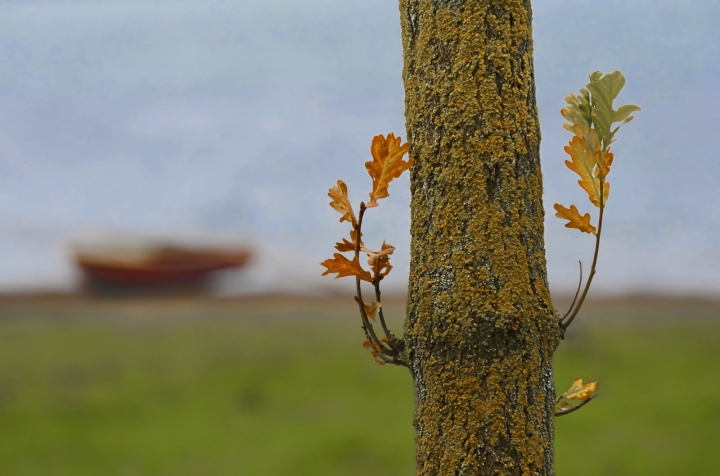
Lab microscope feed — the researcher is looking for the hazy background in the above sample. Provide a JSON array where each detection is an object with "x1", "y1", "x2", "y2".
[
  {"x1": 0, "y1": 3, "x2": 719, "y2": 475},
  {"x1": 0, "y1": 0, "x2": 718, "y2": 295}
]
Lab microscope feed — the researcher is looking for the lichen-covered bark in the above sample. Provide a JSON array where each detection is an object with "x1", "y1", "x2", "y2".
[{"x1": 398, "y1": 1, "x2": 561, "y2": 474}]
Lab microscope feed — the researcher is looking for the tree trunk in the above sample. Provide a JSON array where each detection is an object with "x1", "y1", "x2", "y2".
[{"x1": 398, "y1": 1, "x2": 561, "y2": 474}]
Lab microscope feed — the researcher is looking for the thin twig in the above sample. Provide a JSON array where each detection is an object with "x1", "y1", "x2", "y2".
[
  {"x1": 554, "y1": 395, "x2": 596, "y2": 417},
  {"x1": 373, "y1": 280, "x2": 390, "y2": 337},
  {"x1": 356, "y1": 298, "x2": 387, "y2": 355},
  {"x1": 373, "y1": 278, "x2": 402, "y2": 351},
  {"x1": 561, "y1": 180, "x2": 605, "y2": 331},
  {"x1": 354, "y1": 205, "x2": 395, "y2": 356},
  {"x1": 392, "y1": 356, "x2": 410, "y2": 368},
  {"x1": 374, "y1": 349, "x2": 393, "y2": 363},
  {"x1": 560, "y1": 261, "x2": 583, "y2": 322},
  {"x1": 356, "y1": 279, "x2": 393, "y2": 356}
]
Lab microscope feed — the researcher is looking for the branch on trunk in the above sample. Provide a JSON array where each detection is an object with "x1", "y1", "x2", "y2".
[{"x1": 320, "y1": 138, "x2": 413, "y2": 368}]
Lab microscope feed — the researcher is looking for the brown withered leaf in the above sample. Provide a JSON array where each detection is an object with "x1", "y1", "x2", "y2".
[
  {"x1": 334, "y1": 238, "x2": 355, "y2": 253},
  {"x1": 335, "y1": 229, "x2": 364, "y2": 253},
  {"x1": 328, "y1": 180, "x2": 356, "y2": 226},
  {"x1": 361, "y1": 302, "x2": 381, "y2": 322},
  {"x1": 554, "y1": 204, "x2": 596, "y2": 234},
  {"x1": 320, "y1": 253, "x2": 372, "y2": 282},
  {"x1": 364, "y1": 241, "x2": 395, "y2": 279},
  {"x1": 564, "y1": 134, "x2": 610, "y2": 207},
  {"x1": 560, "y1": 378, "x2": 599, "y2": 401},
  {"x1": 365, "y1": 133, "x2": 413, "y2": 208}
]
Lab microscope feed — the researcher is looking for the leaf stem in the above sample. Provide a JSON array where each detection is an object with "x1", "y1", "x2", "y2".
[
  {"x1": 561, "y1": 179, "x2": 605, "y2": 331},
  {"x1": 554, "y1": 395, "x2": 596, "y2": 417}
]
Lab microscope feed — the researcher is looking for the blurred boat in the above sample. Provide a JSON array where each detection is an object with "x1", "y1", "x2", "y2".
[{"x1": 73, "y1": 237, "x2": 252, "y2": 290}]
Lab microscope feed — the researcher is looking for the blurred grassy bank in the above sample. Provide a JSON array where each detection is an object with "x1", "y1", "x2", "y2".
[{"x1": 0, "y1": 295, "x2": 718, "y2": 475}]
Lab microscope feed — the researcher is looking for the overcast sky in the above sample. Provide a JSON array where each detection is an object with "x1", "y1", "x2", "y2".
[{"x1": 0, "y1": 0, "x2": 718, "y2": 295}]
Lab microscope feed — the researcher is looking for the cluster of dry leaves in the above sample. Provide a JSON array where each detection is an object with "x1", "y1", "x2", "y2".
[
  {"x1": 319, "y1": 73, "x2": 637, "y2": 412},
  {"x1": 321, "y1": 133, "x2": 412, "y2": 284},
  {"x1": 553, "y1": 71, "x2": 639, "y2": 414},
  {"x1": 554, "y1": 70, "x2": 640, "y2": 234},
  {"x1": 555, "y1": 378, "x2": 600, "y2": 416},
  {"x1": 321, "y1": 133, "x2": 413, "y2": 363}
]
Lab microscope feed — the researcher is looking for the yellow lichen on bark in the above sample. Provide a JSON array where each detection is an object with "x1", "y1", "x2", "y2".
[{"x1": 399, "y1": 0, "x2": 559, "y2": 474}]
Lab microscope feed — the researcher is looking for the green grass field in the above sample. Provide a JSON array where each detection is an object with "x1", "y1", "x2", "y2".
[{"x1": 0, "y1": 295, "x2": 718, "y2": 475}]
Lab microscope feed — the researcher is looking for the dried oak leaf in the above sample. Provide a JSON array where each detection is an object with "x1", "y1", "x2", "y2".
[
  {"x1": 334, "y1": 238, "x2": 355, "y2": 253},
  {"x1": 364, "y1": 241, "x2": 395, "y2": 279},
  {"x1": 365, "y1": 133, "x2": 413, "y2": 208},
  {"x1": 321, "y1": 253, "x2": 372, "y2": 282},
  {"x1": 567, "y1": 125, "x2": 614, "y2": 179},
  {"x1": 554, "y1": 204, "x2": 596, "y2": 234},
  {"x1": 560, "y1": 378, "x2": 599, "y2": 401},
  {"x1": 564, "y1": 134, "x2": 611, "y2": 207},
  {"x1": 335, "y1": 229, "x2": 364, "y2": 253},
  {"x1": 328, "y1": 180, "x2": 356, "y2": 226},
  {"x1": 361, "y1": 302, "x2": 381, "y2": 322}
]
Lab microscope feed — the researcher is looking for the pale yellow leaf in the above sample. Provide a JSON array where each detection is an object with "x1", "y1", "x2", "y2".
[
  {"x1": 361, "y1": 302, "x2": 381, "y2": 322},
  {"x1": 560, "y1": 378, "x2": 599, "y2": 401}
]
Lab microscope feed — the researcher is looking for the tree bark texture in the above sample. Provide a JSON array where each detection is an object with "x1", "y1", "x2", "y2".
[{"x1": 398, "y1": 1, "x2": 561, "y2": 474}]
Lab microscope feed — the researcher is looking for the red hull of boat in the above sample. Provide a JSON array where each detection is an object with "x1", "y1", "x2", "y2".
[{"x1": 75, "y1": 248, "x2": 252, "y2": 287}]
